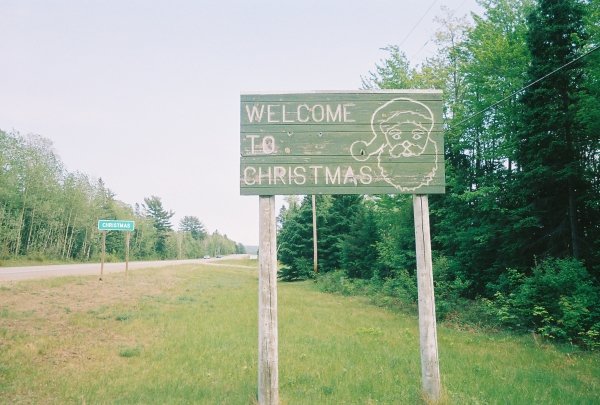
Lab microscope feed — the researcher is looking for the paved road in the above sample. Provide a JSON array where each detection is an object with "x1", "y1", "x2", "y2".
[{"x1": 0, "y1": 255, "x2": 249, "y2": 282}]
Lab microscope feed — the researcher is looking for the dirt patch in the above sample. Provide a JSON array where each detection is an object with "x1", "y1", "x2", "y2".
[
  {"x1": 0, "y1": 266, "x2": 184, "y2": 316},
  {"x1": 0, "y1": 266, "x2": 191, "y2": 372}
]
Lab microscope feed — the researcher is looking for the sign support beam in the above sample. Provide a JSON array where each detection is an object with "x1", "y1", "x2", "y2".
[
  {"x1": 100, "y1": 231, "x2": 106, "y2": 281},
  {"x1": 413, "y1": 194, "x2": 441, "y2": 401},
  {"x1": 312, "y1": 195, "x2": 318, "y2": 274},
  {"x1": 125, "y1": 231, "x2": 130, "y2": 279},
  {"x1": 258, "y1": 196, "x2": 279, "y2": 404}
]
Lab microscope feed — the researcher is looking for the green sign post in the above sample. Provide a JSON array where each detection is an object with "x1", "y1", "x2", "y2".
[
  {"x1": 241, "y1": 91, "x2": 444, "y2": 403},
  {"x1": 97, "y1": 219, "x2": 135, "y2": 280}
]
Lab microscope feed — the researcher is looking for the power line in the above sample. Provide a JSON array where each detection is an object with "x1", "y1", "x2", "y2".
[
  {"x1": 411, "y1": 0, "x2": 472, "y2": 63},
  {"x1": 399, "y1": 0, "x2": 440, "y2": 48},
  {"x1": 453, "y1": 43, "x2": 600, "y2": 128}
]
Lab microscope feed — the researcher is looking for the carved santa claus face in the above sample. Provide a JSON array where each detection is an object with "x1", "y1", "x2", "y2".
[
  {"x1": 350, "y1": 97, "x2": 439, "y2": 192},
  {"x1": 375, "y1": 101, "x2": 434, "y2": 158}
]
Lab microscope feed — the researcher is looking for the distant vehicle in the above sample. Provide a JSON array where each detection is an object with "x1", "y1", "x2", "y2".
[
  {"x1": 216, "y1": 255, "x2": 222, "y2": 258},
  {"x1": 203, "y1": 255, "x2": 210, "y2": 259}
]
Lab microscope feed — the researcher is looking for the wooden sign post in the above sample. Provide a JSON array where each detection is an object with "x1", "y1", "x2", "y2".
[
  {"x1": 100, "y1": 231, "x2": 106, "y2": 281},
  {"x1": 125, "y1": 231, "x2": 131, "y2": 279},
  {"x1": 241, "y1": 91, "x2": 445, "y2": 403},
  {"x1": 312, "y1": 195, "x2": 318, "y2": 274},
  {"x1": 258, "y1": 196, "x2": 279, "y2": 404},
  {"x1": 413, "y1": 194, "x2": 441, "y2": 399}
]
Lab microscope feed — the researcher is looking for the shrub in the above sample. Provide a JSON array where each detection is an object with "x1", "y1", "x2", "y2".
[
  {"x1": 314, "y1": 270, "x2": 368, "y2": 296},
  {"x1": 314, "y1": 270, "x2": 345, "y2": 293},
  {"x1": 380, "y1": 269, "x2": 418, "y2": 304},
  {"x1": 278, "y1": 257, "x2": 314, "y2": 281},
  {"x1": 314, "y1": 269, "x2": 418, "y2": 314},
  {"x1": 432, "y1": 256, "x2": 472, "y2": 320},
  {"x1": 484, "y1": 258, "x2": 600, "y2": 348}
]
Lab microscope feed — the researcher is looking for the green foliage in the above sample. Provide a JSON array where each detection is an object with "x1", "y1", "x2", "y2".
[
  {"x1": 278, "y1": 258, "x2": 314, "y2": 282},
  {"x1": 431, "y1": 256, "x2": 472, "y2": 320},
  {"x1": 377, "y1": 270, "x2": 418, "y2": 306},
  {"x1": 319, "y1": 195, "x2": 363, "y2": 272},
  {"x1": 315, "y1": 269, "x2": 419, "y2": 315},
  {"x1": 372, "y1": 195, "x2": 416, "y2": 278},
  {"x1": 484, "y1": 258, "x2": 600, "y2": 348},
  {"x1": 315, "y1": 257, "x2": 476, "y2": 323},
  {"x1": 340, "y1": 206, "x2": 380, "y2": 279},
  {"x1": 315, "y1": 270, "x2": 372, "y2": 297}
]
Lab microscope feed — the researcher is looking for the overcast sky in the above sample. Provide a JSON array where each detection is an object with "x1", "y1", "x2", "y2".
[{"x1": 1, "y1": 0, "x2": 482, "y2": 246}]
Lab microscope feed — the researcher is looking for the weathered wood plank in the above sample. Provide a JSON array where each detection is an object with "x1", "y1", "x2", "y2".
[
  {"x1": 241, "y1": 124, "x2": 446, "y2": 133},
  {"x1": 241, "y1": 154, "x2": 443, "y2": 165},
  {"x1": 240, "y1": 159, "x2": 445, "y2": 195},
  {"x1": 240, "y1": 131, "x2": 444, "y2": 157},
  {"x1": 241, "y1": 184, "x2": 446, "y2": 195},
  {"x1": 240, "y1": 101, "x2": 444, "y2": 126},
  {"x1": 240, "y1": 162, "x2": 445, "y2": 182},
  {"x1": 242, "y1": 90, "x2": 443, "y2": 103}
]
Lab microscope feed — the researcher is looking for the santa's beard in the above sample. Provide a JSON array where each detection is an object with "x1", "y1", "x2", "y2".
[{"x1": 376, "y1": 139, "x2": 438, "y2": 192}]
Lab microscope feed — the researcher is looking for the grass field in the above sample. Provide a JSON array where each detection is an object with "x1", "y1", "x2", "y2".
[{"x1": 1, "y1": 260, "x2": 598, "y2": 404}]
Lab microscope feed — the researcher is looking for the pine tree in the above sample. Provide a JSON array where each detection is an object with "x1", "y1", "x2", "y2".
[
  {"x1": 515, "y1": 0, "x2": 589, "y2": 262},
  {"x1": 319, "y1": 195, "x2": 363, "y2": 272},
  {"x1": 143, "y1": 195, "x2": 174, "y2": 258},
  {"x1": 373, "y1": 195, "x2": 417, "y2": 279},
  {"x1": 179, "y1": 216, "x2": 207, "y2": 240},
  {"x1": 340, "y1": 205, "x2": 380, "y2": 279},
  {"x1": 277, "y1": 195, "x2": 317, "y2": 281}
]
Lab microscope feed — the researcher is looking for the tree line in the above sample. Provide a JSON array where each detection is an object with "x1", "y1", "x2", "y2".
[
  {"x1": 0, "y1": 130, "x2": 245, "y2": 263},
  {"x1": 277, "y1": 0, "x2": 600, "y2": 348}
]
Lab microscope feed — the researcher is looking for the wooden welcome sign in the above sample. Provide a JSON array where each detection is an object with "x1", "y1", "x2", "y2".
[
  {"x1": 240, "y1": 91, "x2": 444, "y2": 195},
  {"x1": 240, "y1": 90, "x2": 445, "y2": 404}
]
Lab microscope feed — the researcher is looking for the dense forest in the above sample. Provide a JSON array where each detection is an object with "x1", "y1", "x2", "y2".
[
  {"x1": 278, "y1": 0, "x2": 600, "y2": 348},
  {"x1": 0, "y1": 131, "x2": 245, "y2": 263}
]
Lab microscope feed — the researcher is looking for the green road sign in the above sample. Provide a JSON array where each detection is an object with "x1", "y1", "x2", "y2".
[
  {"x1": 240, "y1": 90, "x2": 445, "y2": 195},
  {"x1": 98, "y1": 220, "x2": 135, "y2": 232}
]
